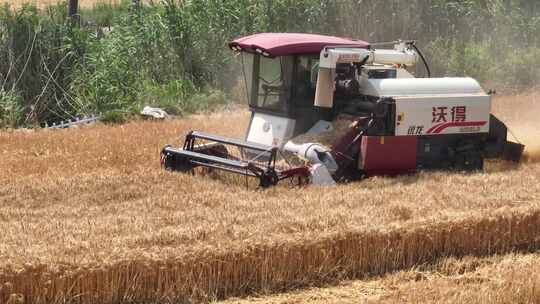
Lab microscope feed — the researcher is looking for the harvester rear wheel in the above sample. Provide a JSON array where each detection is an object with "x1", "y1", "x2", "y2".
[{"x1": 453, "y1": 151, "x2": 484, "y2": 171}]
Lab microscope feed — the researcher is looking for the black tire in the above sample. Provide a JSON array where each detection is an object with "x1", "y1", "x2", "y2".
[
  {"x1": 454, "y1": 152, "x2": 484, "y2": 171},
  {"x1": 259, "y1": 170, "x2": 279, "y2": 188}
]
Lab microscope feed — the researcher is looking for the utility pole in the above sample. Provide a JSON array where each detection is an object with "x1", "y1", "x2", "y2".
[{"x1": 68, "y1": 0, "x2": 79, "y2": 26}]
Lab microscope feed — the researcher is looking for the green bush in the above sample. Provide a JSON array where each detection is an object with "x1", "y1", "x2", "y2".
[
  {"x1": 100, "y1": 111, "x2": 128, "y2": 124},
  {"x1": 81, "y1": 1, "x2": 126, "y2": 27},
  {"x1": 427, "y1": 38, "x2": 540, "y2": 91},
  {"x1": 0, "y1": 3, "x2": 88, "y2": 126},
  {"x1": 188, "y1": 90, "x2": 228, "y2": 113},
  {"x1": 0, "y1": 89, "x2": 23, "y2": 127},
  {"x1": 70, "y1": 18, "x2": 140, "y2": 114},
  {"x1": 140, "y1": 79, "x2": 198, "y2": 115}
]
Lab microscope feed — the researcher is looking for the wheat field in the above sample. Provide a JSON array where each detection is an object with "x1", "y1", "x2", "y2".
[
  {"x1": 221, "y1": 251, "x2": 540, "y2": 303},
  {"x1": 0, "y1": 93, "x2": 539, "y2": 303}
]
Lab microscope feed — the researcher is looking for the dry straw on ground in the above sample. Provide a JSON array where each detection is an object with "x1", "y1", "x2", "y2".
[{"x1": 0, "y1": 93, "x2": 539, "y2": 303}]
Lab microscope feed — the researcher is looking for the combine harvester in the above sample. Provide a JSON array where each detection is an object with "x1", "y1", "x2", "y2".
[{"x1": 161, "y1": 33, "x2": 524, "y2": 187}]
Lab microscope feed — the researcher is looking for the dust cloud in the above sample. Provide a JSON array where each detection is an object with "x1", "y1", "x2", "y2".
[{"x1": 492, "y1": 92, "x2": 540, "y2": 162}]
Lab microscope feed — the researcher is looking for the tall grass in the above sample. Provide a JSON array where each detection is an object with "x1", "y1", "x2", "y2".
[
  {"x1": 0, "y1": 3, "x2": 85, "y2": 126},
  {"x1": 0, "y1": 0, "x2": 539, "y2": 128}
]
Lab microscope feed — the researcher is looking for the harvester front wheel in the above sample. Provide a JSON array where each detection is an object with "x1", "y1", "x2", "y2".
[{"x1": 259, "y1": 170, "x2": 279, "y2": 188}]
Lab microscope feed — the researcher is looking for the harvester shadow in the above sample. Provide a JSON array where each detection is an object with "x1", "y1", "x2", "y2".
[
  {"x1": 484, "y1": 159, "x2": 523, "y2": 173},
  {"x1": 185, "y1": 159, "x2": 524, "y2": 191},
  {"x1": 353, "y1": 173, "x2": 421, "y2": 191},
  {"x1": 195, "y1": 168, "x2": 270, "y2": 190},
  {"x1": 359, "y1": 159, "x2": 525, "y2": 190}
]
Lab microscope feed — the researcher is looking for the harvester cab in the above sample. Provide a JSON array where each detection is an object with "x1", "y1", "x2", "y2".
[{"x1": 161, "y1": 33, "x2": 524, "y2": 187}]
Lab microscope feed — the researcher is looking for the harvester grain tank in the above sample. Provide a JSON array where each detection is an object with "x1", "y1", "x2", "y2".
[{"x1": 161, "y1": 33, "x2": 524, "y2": 187}]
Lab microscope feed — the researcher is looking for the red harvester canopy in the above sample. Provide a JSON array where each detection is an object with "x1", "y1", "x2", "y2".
[{"x1": 229, "y1": 33, "x2": 370, "y2": 57}]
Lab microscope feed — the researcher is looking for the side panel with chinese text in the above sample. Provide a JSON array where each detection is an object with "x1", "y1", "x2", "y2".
[{"x1": 394, "y1": 94, "x2": 491, "y2": 136}]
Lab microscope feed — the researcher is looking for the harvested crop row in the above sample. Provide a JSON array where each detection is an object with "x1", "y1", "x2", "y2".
[
  {"x1": 0, "y1": 95, "x2": 539, "y2": 303},
  {"x1": 221, "y1": 251, "x2": 540, "y2": 304}
]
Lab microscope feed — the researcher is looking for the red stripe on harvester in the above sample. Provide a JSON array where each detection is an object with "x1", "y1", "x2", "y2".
[
  {"x1": 426, "y1": 123, "x2": 443, "y2": 134},
  {"x1": 430, "y1": 121, "x2": 487, "y2": 134}
]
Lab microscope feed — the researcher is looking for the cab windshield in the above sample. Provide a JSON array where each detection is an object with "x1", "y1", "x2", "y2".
[
  {"x1": 242, "y1": 53, "x2": 293, "y2": 115},
  {"x1": 293, "y1": 55, "x2": 319, "y2": 107}
]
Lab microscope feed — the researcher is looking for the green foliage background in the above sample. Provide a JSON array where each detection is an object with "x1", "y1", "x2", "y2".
[{"x1": 0, "y1": 0, "x2": 538, "y2": 127}]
